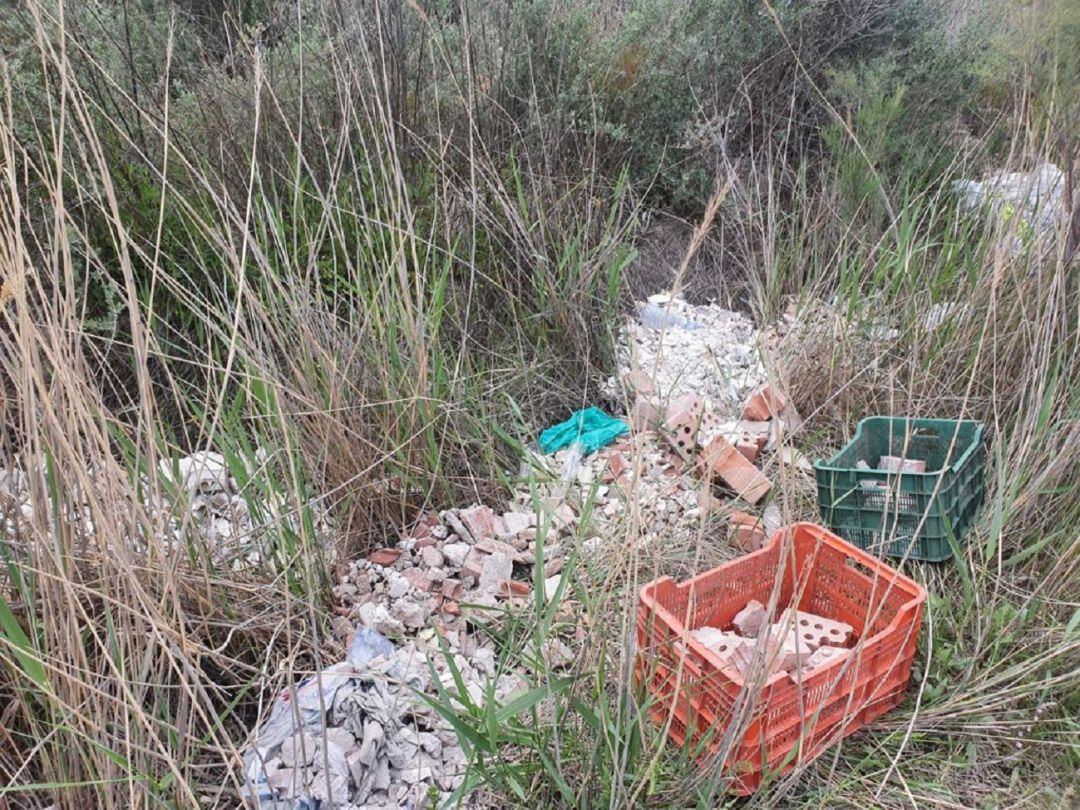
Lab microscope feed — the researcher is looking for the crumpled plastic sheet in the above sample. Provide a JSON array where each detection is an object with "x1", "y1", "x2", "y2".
[{"x1": 538, "y1": 407, "x2": 628, "y2": 456}]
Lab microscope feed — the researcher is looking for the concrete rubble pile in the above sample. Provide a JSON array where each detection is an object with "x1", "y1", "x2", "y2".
[
  {"x1": 691, "y1": 599, "x2": 857, "y2": 679},
  {"x1": 158, "y1": 450, "x2": 335, "y2": 569},
  {"x1": 336, "y1": 501, "x2": 572, "y2": 648},
  {"x1": 244, "y1": 630, "x2": 475, "y2": 809},
  {"x1": 606, "y1": 293, "x2": 766, "y2": 409},
  {"x1": 247, "y1": 501, "x2": 576, "y2": 808},
  {"x1": 0, "y1": 450, "x2": 333, "y2": 570},
  {"x1": 955, "y1": 162, "x2": 1067, "y2": 255}
]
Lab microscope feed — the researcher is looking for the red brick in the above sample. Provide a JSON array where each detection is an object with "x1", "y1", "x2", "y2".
[
  {"x1": 403, "y1": 567, "x2": 432, "y2": 592},
  {"x1": 498, "y1": 580, "x2": 531, "y2": 599},
  {"x1": 442, "y1": 600, "x2": 461, "y2": 615},
  {"x1": 461, "y1": 548, "x2": 487, "y2": 583},
  {"x1": 731, "y1": 521, "x2": 766, "y2": 552},
  {"x1": 663, "y1": 394, "x2": 704, "y2": 459},
  {"x1": 698, "y1": 437, "x2": 771, "y2": 504},
  {"x1": 629, "y1": 396, "x2": 662, "y2": 433},
  {"x1": 603, "y1": 452, "x2": 630, "y2": 483},
  {"x1": 735, "y1": 437, "x2": 759, "y2": 463},
  {"x1": 441, "y1": 578, "x2": 463, "y2": 600},
  {"x1": 742, "y1": 384, "x2": 788, "y2": 421},
  {"x1": 780, "y1": 608, "x2": 854, "y2": 648},
  {"x1": 413, "y1": 537, "x2": 438, "y2": 549},
  {"x1": 368, "y1": 548, "x2": 402, "y2": 567},
  {"x1": 461, "y1": 504, "x2": 498, "y2": 541}
]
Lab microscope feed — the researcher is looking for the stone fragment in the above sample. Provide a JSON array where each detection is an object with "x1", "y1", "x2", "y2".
[
  {"x1": 267, "y1": 767, "x2": 304, "y2": 794},
  {"x1": 441, "y1": 542, "x2": 470, "y2": 569},
  {"x1": 420, "y1": 546, "x2": 444, "y2": 568},
  {"x1": 390, "y1": 598, "x2": 427, "y2": 629},
  {"x1": 322, "y1": 727, "x2": 356, "y2": 753},
  {"x1": 357, "y1": 602, "x2": 405, "y2": 636},
  {"x1": 543, "y1": 557, "x2": 564, "y2": 577},
  {"x1": 498, "y1": 511, "x2": 532, "y2": 539},
  {"x1": 478, "y1": 552, "x2": 513, "y2": 593},
  {"x1": 733, "y1": 599, "x2": 768, "y2": 638},
  {"x1": 543, "y1": 574, "x2": 564, "y2": 601},
  {"x1": 308, "y1": 770, "x2": 349, "y2": 804},
  {"x1": 386, "y1": 571, "x2": 410, "y2": 599},
  {"x1": 442, "y1": 510, "x2": 474, "y2": 543},
  {"x1": 762, "y1": 505, "x2": 782, "y2": 537},
  {"x1": 542, "y1": 637, "x2": 575, "y2": 669}
]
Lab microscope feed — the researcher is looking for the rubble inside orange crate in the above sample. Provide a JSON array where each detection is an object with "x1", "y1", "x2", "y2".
[{"x1": 690, "y1": 600, "x2": 856, "y2": 679}]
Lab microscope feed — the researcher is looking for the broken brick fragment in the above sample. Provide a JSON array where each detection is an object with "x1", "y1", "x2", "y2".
[
  {"x1": 663, "y1": 394, "x2": 705, "y2": 459},
  {"x1": 735, "y1": 437, "x2": 759, "y2": 463},
  {"x1": 698, "y1": 436, "x2": 772, "y2": 504},
  {"x1": 368, "y1": 548, "x2": 402, "y2": 567},
  {"x1": 461, "y1": 547, "x2": 488, "y2": 583},
  {"x1": 402, "y1": 567, "x2": 432, "y2": 593},
  {"x1": 742, "y1": 384, "x2": 788, "y2": 421},
  {"x1": 498, "y1": 580, "x2": 531, "y2": 599},
  {"x1": 733, "y1": 599, "x2": 768, "y2": 638},
  {"x1": 603, "y1": 452, "x2": 630, "y2": 484},
  {"x1": 441, "y1": 578, "x2": 463, "y2": 600},
  {"x1": 460, "y1": 504, "x2": 498, "y2": 541}
]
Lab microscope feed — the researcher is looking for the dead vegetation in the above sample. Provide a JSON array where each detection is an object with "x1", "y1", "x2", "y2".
[{"x1": 0, "y1": 0, "x2": 1077, "y2": 808}]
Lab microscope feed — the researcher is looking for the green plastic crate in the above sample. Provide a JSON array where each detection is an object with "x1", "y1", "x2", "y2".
[{"x1": 814, "y1": 417, "x2": 985, "y2": 562}]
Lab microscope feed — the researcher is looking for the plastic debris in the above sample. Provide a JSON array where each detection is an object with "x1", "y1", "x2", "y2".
[
  {"x1": 538, "y1": 407, "x2": 628, "y2": 456},
  {"x1": 639, "y1": 301, "x2": 702, "y2": 330},
  {"x1": 347, "y1": 627, "x2": 395, "y2": 668}
]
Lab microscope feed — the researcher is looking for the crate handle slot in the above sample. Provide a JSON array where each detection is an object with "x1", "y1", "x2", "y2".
[{"x1": 844, "y1": 556, "x2": 879, "y2": 581}]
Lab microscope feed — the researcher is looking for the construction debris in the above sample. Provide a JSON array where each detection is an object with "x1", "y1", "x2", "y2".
[
  {"x1": 691, "y1": 600, "x2": 857, "y2": 680},
  {"x1": 607, "y1": 294, "x2": 766, "y2": 410}
]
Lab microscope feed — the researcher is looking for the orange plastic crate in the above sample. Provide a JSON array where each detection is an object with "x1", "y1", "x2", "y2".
[{"x1": 636, "y1": 522, "x2": 926, "y2": 794}]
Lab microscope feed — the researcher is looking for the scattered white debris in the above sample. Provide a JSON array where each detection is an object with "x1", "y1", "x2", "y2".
[
  {"x1": 955, "y1": 162, "x2": 1066, "y2": 254},
  {"x1": 607, "y1": 294, "x2": 766, "y2": 410}
]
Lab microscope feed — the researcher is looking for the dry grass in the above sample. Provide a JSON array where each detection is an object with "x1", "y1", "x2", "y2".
[{"x1": 0, "y1": 0, "x2": 1077, "y2": 808}]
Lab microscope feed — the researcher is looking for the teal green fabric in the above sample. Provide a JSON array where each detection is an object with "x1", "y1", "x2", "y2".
[{"x1": 538, "y1": 407, "x2": 628, "y2": 455}]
